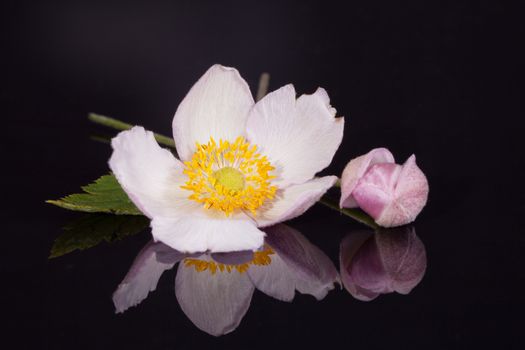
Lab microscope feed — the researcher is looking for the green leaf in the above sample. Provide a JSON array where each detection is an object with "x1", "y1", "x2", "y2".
[
  {"x1": 47, "y1": 174, "x2": 142, "y2": 215},
  {"x1": 50, "y1": 214, "x2": 150, "y2": 258}
]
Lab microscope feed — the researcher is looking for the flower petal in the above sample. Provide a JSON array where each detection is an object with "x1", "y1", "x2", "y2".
[
  {"x1": 346, "y1": 235, "x2": 392, "y2": 295},
  {"x1": 340, "y1": 148, "x2": 395, "y2": 208},
  {"x1": 151, "y1": 215, "x2": 265, "y2": 253},
  {"x1": 246, "y1": 85, "x2": 344, "y2": 187},
  {"x1": 112, "y1": 241, "x2": 183, "y2": 313},
  {"x1": 172, "y1": 64, "x2": 255, "y2": 161},
  {"x1": 375, "y1": 155, "x2": 429, "y2": 227},
  {"x1": 256, "y1": 176, "x2": 337, "y2": 227},
  {"x1": 339, "y1": 227, "x2": 427, "y2": 301},
  {"x1": 375, "y1": 227, "x2": 427, "y2": 294},
  {"x1": 264, "y1": 224, "x2": 339, "y2": 300},
  {"x1": 351, "y1": 163, "x2": 402, "y2": 219},
  {"x1": 339, "y1": 231, "x2": 380, "y2": 301},
  {"x1": 175, "y1": 260, "x2": 255, "y2": 336},
  {"x1": 109, "y1": 126, "x2": 199, "y2": 219},
  {"x1": 247, "y1": 253, "x2": 297, "y2": 302}
]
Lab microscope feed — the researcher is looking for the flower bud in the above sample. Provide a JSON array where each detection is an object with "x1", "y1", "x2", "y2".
[{"x1": 340, "y1": 148, "x2": 429, "y2": 227}]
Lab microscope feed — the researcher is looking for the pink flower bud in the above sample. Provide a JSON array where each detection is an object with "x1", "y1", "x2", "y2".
[{"x1": 340, "y1": 148, "x2": 429, "y2": 227}]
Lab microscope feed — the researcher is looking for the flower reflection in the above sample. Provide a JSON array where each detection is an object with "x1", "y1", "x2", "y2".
[
  {"x1": 339, "y1": 226, "x2": 426, "y2": 301},
  {"x1": 113, "y1": 224, "x2": 338, "y2": 336}
]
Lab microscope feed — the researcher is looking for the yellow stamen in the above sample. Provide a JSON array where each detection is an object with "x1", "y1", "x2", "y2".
[
  {"x1": 183, "y1": 247, "x2": 275, "y2": 275},
  {"x1": 181, "y1": 136, "x2": 277, "y2": 216}
]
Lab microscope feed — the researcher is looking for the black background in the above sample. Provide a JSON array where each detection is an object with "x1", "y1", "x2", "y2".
[{"x1": 2, "y1": 1, "x2": 524, "y2": 349}]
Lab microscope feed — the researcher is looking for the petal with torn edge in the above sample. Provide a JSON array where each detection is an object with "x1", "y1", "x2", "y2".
[{"x1": 246, "y1": 85, "x2": 344, "y2": 187}]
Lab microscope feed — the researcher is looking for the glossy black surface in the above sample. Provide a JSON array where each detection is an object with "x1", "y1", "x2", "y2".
[{"x1": 3, "y1": 1, "x2": 522, "y2": 348}]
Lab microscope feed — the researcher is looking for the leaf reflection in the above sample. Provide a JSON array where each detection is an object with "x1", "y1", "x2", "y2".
[
  {"x1": 113, "y1": 224, "x2": 339, "y2": 336},
  {"x1": 49, "y1": 214, "x2": 149, "y2": 258},
  {"x1": 339, "y1": 226, "x2": 427, "y2": 301}
]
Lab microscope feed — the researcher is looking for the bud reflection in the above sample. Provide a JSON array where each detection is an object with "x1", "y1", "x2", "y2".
[{"x1": 339, "y1": 226, "x2": 427, "y2": 301}]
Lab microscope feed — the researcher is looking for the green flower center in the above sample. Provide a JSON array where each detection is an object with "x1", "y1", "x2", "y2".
[{"x1": 212, "y1": 167, "x2": 245, "y2": 192}]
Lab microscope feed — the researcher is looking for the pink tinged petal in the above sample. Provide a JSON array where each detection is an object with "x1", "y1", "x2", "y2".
[
  {"x1": 175, "y1": 261, "x2": 255, "y2": 336},
  {"x1": 247, "y1": 253, "x2": 297, "y2": 302},
  {"x1": 348, "y1": 237, "x2": 392, "y2": 295},
  {"x1": 375, "y1": 155, "x2": 429, "y2": 227},
  {"x1": 112, "y1": 241, "x2": 184, "y2": 313},
  {"x1": 340, "y1": 148, "x2": 395, "y2": 208},
  {"x1": 339, "y1": 231, "x2": 380, "y2": 301},
  {"x1": 172, "y1": 64, "x2": 255, "y2": 161},
  {"x1": 246, "y1": 85, "x2": 344, "y2": 187},
  {"x1": 109, "y1": 126, "x2": 199, "y2": 219},
  {"x1": 352, "y1": 163, "x2": 403, "y2": 219},
  {"x1": 264, "y1": 224, "x2": 339, "y2": 300},
  {"x1": 256, "y1": 176, "x2": 337, "y2": 228},
  {"x1": 375, "y1": 227, "x2": 427, "y2": 294},
  {"x1": 339, "y1": 227, "x2": 427, "y2": 301},
  {"x1": 151, "y1": 215, "x2": 265, "y2": 253}
]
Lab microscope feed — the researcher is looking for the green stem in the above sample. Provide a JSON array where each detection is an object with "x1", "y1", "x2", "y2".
[
  {"x1": 318, "y1": 195, "x2": 378, "y2": 229},
  {"x1": 88, "y1": 113, "x2": 176, "y2": 149}
]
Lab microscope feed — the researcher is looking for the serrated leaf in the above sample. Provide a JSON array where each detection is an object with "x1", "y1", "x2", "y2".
[
  {"x1": 47, "y1": 174, "x2": 142, "y2": 215},
  {"x1": 50, "y1": 214, "x2": 150, "y2": 258}
]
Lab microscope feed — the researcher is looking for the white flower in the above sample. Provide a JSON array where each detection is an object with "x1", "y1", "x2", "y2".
[{"x1": 109, "y1": 65, "x2": 344, "y2": 253}]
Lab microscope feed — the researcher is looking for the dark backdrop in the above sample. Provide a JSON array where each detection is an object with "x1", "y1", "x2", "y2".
[{"x1": 2, "y1": 1, "x2": 523, "y2": 349}]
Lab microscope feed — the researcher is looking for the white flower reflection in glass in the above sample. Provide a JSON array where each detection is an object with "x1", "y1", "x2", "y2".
[
  {"x1": 109, "y1": 65, "x2": 344, "y2": 253},
  {"x1": 113, "y1": 225, "x2": 339, "y2": 336}
]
